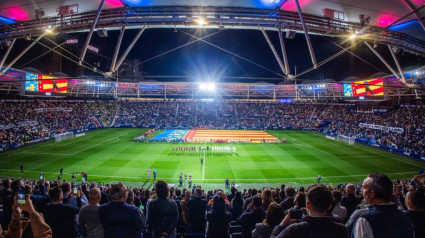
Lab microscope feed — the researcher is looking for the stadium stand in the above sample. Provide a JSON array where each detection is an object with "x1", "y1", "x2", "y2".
[
  {"x1": 0, "y1": 173, "x2": 423, "y2": 238},
  {"x1": 1, "y1": 100, "x2": 424, "y2": 157}
]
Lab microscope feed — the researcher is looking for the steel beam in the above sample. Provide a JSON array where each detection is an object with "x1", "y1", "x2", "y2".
[
  {"x1": 261, "y1": 28, "x2": 286, "y2": 76},
  {"x1": 388, "y1": 45, "x2": 407, "y2": 84},
  {"x1": 110, "y1": 26, "x2": 126, "y2": 73},
  {"x1": 1, "y1": 33, "x2": 46, "y2": 75},
  {"x1": 79, "y1": 0, "x2": 105, "y2": 65},
  {"x1": 364, "y1": 41, "x2": 400, "y2": 80},
  {"x1": 277, "y1": 27, "x2": 290, "y2": 75},
  {"x1": 0, "y1": 39, "x2": 16, "y2": 70},
  {"x1": 114, "y1": 26, "x2": 146, "y2": 72},
  {"x1": 294, "y1": 0, "x2": 317, "y2": 68},
  {"x1": 401, "y1": 0, "x2": 425, "y2": 32}
]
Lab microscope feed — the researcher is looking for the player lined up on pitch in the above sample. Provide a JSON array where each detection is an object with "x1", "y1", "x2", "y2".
[
  {"x1": 179, "y1": 172, "x2": 193, "y2": 188},
  {"x1": 172, "y1": 145, "x2": 237, "y2": 153}
]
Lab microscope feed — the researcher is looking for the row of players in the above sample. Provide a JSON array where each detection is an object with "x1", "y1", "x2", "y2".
[{"x1": 172, "y1": 146, "x2": 237, "y2": 152}]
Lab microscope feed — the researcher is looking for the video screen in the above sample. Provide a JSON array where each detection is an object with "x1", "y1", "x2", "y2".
[{"x1": 344, "y1": 78, "x2": 384, "y2": 97}]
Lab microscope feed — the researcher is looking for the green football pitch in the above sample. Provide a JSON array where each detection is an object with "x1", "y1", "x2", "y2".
[{"x1": 0, "y1": 128, "x2": 424, "y2": 188}]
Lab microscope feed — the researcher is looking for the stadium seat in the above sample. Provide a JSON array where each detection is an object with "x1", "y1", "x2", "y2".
[
  {"x1": 142, "y1": 231, "x2": 154, "y2": 238},
  {"x1": 230, "y1": 221, "x2": 240, "y2": 226},
  {"x1": 229, "y1": 225, "x2": 242, "y2": 234},
  {"x1": 183, "y1": 232, "x2": 206, "y2": 238},
  {"x1": 231, "y1": 232, "x2": 243, "y2": 238}
]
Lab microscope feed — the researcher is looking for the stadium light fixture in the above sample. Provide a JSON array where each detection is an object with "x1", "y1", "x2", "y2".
[
  {"x1": 199, "y1": 83, "x2": 207, "y2": 90},
  {"x1": 199, "y1": 82, "x2": 216, "y2": 91},
  {"x1": 208, "y1": 82, "x2": 216, "y2": 91},
  {"x1": 194, "y1": 17, "x2": 208, "y2": 25},
  {"x1": 44, "y1": 28, "x2": 53, "y2": 34},
  {"x1": 349, "y1": 33, "x2": 357, "y2": 40}
]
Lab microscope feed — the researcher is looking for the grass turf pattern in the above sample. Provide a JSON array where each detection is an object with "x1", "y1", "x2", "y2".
[{"x1": 0, "y1": 128, "x2": 424, "y2": 186}]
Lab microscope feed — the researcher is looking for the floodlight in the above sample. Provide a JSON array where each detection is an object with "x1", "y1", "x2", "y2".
[
  {"x1": 199, "y1": 83, "x2": 207, "y2": 90},
  {"x1": 199, "y1": 82, "x2": 216, "y2": 91},
  {"x1": 207, "y1": 82, "x2": 216, "y2": 91},
  {"x1": 194, "y1": 17, "x2": 208, "y2": 25}
]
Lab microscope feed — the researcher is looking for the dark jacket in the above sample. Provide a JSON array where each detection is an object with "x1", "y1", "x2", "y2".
[
  {"x1": 340, "y1": 194, "x2": 361, "y2": 222},
  {"x1": 280, "y1": 197, "x2": 295, "y2": 212},
  {"x1": 252, "y1": 223, "x2": 275, "y2": 238},
  {"x1": 43, "y1": 202, "x2": 81, "y2": 238},
  {"x1": 206, "y1": 211, "x2": 232, "y2": 238},
  {"x1": 405, "y1": 210, "x2": 425, "y2": 238},
  {"x1": 99, "y1": 201, "x2": 146, "y2": 238},
  {"x1": 238, "y1": 208, "x2": 266, "y2": 238},
  {"x1": 147, "y1": 198, "x2": 179, "y2": 237},
  {"x1": 231, "y1": 198, "x2": 244, "y2": 221},
  {"x1": 271, "y1": 216, "x2": 348, "y2": 238},
  {"x1": 187, "y1": 196, "x2": 207, "y2": 233}
]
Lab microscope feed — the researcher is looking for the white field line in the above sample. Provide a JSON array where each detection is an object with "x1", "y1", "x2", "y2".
[
  {"x1": 0, "y1": 169, "x2": 417, "y2": 182},
  {"x1": 202, "y1": 156, "x2": 206, "y2": 180},
  {"x1": 285, "y1": 135, "x2": 337, "y2": 158},
  {"x1": 353, "y1": 144, "x2": 423, "y2": 168},
  {"x1": 298, "y1": 132, "x2": 422, "y2": 168},
  {"x1": 0, "y1": 129, "x2": 108, "y2": 158},
  {"x1": 307, "y1": 132, "x2": 423, "y2": 168},
  {"x1": 20, "y1": 133, "x2": 128, "y2": 156}
]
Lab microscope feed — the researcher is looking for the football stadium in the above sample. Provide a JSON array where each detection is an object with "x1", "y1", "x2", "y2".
[{"x1": 1, "y1": 0, "x2": 425, "y2": 237}]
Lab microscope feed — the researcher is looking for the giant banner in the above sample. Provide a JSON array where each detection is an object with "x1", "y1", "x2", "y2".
[{"x1": 359, "y1": 123, "x2": 404, "y2": 133}]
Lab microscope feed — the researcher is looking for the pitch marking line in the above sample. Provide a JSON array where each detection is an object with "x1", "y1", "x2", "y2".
[
  {"x1": 202, "y1": 156, "x2": 206, "y2": 180},
  {"x1": 0, "y1": 129, "x2": 109, "y2": 158},
  {"x1": 306, "y1": 132, "x2": 424, "y2": 168},
  {"x1": 285, "y1": 136, "x2": 337, "y2": 158},
  {"x1": 20, "y1": 133, "x2": 128, "y2": 156},
  {"x1": 0, "y1": 169, "x2": 417, "y2": 182}
]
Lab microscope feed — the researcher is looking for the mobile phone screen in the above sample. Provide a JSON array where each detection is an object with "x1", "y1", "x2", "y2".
[
  {"x1": 73, "y1": 186, "x2": 78, "y2": 194},
  {"x1": 17, "y1": 188, "x2": 25, "y2": 204},
  {"x1": 40, "y1": 173, "x2": 44, "y2": 179}
]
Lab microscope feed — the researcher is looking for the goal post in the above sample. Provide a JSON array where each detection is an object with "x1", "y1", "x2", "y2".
[
  {"x1": 55, "y1": 132, "x2": 74, "y2": 142},
  {"x1": 337, "y1": 135, "x2": 355, "y2": 145}
]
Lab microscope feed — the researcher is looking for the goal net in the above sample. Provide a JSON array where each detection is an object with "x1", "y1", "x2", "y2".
[
  {"x1": 337, "y1": 135, "x2": 355, "y2": 145},
  {"x1": 55, "y1": 132, "x2": 74, "y2": 142}
]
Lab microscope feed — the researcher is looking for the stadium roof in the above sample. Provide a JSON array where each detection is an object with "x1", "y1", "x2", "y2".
[
  {"x1": 0, "y1": 0, "x2": 423, "y2": 29},
  {"x1": 0, "y1": 0, "x2": 424, "y2": 86}
]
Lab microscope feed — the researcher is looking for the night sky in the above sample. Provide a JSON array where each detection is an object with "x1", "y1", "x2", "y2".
[{"x1": 4, "y1": 27, "x2": 424, "y2": 83}]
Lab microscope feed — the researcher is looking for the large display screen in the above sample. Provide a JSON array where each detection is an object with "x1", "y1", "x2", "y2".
[
  {"x1": 25, "y1": 73, "x2": 68, "y2": 93},
  {"x1": 344, "y1": 78, "x2": 384, "y2": 97}
]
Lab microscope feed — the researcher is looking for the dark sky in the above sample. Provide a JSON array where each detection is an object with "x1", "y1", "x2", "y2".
[{"x1": 6, "y1": 28, "x2": 424, "y2": 83}]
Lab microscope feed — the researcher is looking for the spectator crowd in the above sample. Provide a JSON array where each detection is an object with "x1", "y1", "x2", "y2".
[
  {"x1": 1, "y1": 100, "x2": 424, "y2": 156},
  {"x1": 0, "y1": 172, "x2": 424, "y2": 238}
]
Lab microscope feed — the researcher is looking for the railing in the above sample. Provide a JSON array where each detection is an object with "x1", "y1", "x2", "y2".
[{"x1": 1, "y1": 6, "x2": 424, "y2": 55}]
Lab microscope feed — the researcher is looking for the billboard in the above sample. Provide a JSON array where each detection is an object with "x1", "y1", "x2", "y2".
[{"x1": 344, "y1": 78, "x2": 384, "y2": 97}]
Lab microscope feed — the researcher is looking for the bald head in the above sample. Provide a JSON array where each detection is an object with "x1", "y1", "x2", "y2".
[{"x1": 89, "y1": 187, "x2": 101, "y2": 204}]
